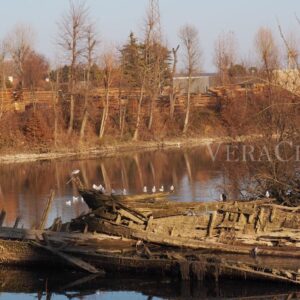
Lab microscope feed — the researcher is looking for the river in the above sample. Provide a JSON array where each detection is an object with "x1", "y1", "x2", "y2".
[{"x1": 0, "y1": 146, "x2": 298, "y2": 299}]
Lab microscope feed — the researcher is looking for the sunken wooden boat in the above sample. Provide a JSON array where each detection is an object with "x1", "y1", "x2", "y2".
[
  {"x1": 73, "y1": 185, "x2": 300, "y2": 284},
  {"x1": 73, "y1": 194, "x2": 300, "y2": 258},
  {"x1": 1, "y1": 224, "x2": 300, "y2": 285},
  {"x1": 2, "y1": 179, "x2": 300, "y2": 285},
  {"x1": 79, "y1": 189, "x2": 171, "y2": 210}
]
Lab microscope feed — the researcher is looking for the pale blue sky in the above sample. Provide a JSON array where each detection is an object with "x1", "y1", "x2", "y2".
[{"x1": 0, "y1": 0, "x2": 299, "y2": 71}]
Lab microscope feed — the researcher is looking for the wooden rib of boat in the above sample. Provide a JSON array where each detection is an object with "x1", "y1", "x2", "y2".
[{"x1": 79, "y1": 188, "x2": 170, "y2": 210}]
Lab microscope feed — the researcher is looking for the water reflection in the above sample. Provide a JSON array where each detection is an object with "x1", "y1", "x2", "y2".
[
  {"x1": 0, "y1": 146, "x2": 226, "y2": 228},
  {"x1": 0, "y1": 268, "x2": 299, "y2": 300}
]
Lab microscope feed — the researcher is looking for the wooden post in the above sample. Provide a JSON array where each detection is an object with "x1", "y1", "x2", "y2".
[
  {"x1": 0, "y1": 210, "x2": 6, "y2": 227},
  {"x1": 13, "y1": 216, "x2": 21, "y2": 229},
  {"x1": 39, "y1": 190, "x2": 55, "y2": 230}
]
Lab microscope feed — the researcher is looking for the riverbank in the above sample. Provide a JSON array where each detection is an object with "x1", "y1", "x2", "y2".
[{"x1": 0, "y1": 136, "x2": 229, "y2": 164}]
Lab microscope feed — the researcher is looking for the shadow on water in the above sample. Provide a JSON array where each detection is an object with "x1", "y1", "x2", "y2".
[{"x1": 0, "y1": 267, "x2": 300, "y2": 300}]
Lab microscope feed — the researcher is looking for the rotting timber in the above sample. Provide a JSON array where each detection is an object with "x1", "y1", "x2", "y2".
[{"x1": 1, "y1": 181, "x2": 300, "y2": 285}]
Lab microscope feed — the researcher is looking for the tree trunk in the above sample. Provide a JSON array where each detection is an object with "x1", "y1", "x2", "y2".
[
  {"x1": 183, "y1": 76, "x2": 191, "y2": 134},
  {"x1": 80, "y1": 69, "x2": 90, "y2": 141},
  {"x1": 80, "y1": 109, "x2": 88, "y2": 140},
  {"x1": 133, "y1": 88, "x2": 144, "y2": 141},
  {"x1": 68, "y1": 94, "x2": 74, "y2": 135},
  {"x1": 170, "y1": 46, "x2": 179, "y2": 120},
  {"x1": 68, "y1": 58, "x2": 76, "y2": 135},
  {"x1": 99, "y1": 90, "x2": 109, "y2": 139},
  {"x1": 169, "y1": 93, "x2": 175, "y2": 120},
  {"x1": 51, "y1": 71, "x2": 59, "y2": 148},
  {"x1": 147, "y1": 95, "x2": 155, "y2": 130},
  {"x1": 120, "y1": 105, "x2": 126, "y2": 138},
  {"x1": 54, "y1": 110, "x2": 58, "y2": 148}
]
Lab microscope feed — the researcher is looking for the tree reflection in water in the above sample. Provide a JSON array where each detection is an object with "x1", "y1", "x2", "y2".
[{"x1": 0, "y1": 146, "x2": 227, "y2": 228}]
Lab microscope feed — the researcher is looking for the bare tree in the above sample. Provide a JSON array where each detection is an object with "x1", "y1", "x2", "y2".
[
  {"x1": 277, "y1": 21, "x2": 299, "y2": 70},
  {"x1": 6, "y1": 24, "x2": 34, "y2": 87},
  {"x1": 58, "y1": 0, "x2": 88, "y2": 135},
  {"x1": 255, "y1": 27, "x2": 279, "y2": 82},
  {"x1": 144, "y1": 0, "x2": 163, "y2": 130},
  {"x1": 214, "y1": 31, "x2": 237, "y2": 85},
  {"x1": 0, "y1": 41, "x2": 8, "y2": 119},
  {"x1": 170, "y1": 45, "x2": 179, "y2": 119},
  {"x1": 80, "y1": 22, "x2": 99, "y2": 140},
  {"x1": 49, "y1": 64, "x2": 61, "y2": 148},
  {"x1": 277, "y1": 24, "x2": 300, "y2": 95},
  {"x1": 99, "y1": 51, "x2": 117, "y2": 139},
  {"x1": 179, "y1": 24, "x2": 201, "y2": 134},
  {"x1": 84, "y1": 23, "x2": 98, "y2": 93},
  {"x1": 133, "y1": 79, "x2": 146, "y2": 141}
]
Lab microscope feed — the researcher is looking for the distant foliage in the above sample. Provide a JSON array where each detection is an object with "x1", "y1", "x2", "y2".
[{"x1": 22, "y1": 110, "x2": 53, "y2": 148}]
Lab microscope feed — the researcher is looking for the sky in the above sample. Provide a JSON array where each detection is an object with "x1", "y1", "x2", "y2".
[{"x1": 0, "y1": 0, "x2": 299, "y2": 71}]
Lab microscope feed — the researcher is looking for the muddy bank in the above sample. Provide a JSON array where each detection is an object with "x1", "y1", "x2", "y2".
[{"x1": 0, "y1": 136, "x2": 228, "y2": 164}]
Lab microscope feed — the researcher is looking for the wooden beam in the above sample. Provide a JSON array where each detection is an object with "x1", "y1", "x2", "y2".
[{"x1": 30, "y1": 241, "x2": 104, "y2": 274}]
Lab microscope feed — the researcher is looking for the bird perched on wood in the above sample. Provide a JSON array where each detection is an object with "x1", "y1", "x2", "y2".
[
  {"x1": 170, "y1": 185, "x2": 174, "y2": 192},
  {"x1": 265, "y1": 190, "x2": 270, "y2": 198},
  {"x1": 71, "y1": 170, "x2": 80, "y2": 176},
  {"x1": 220, "y1": 193, "x2": 227, "y2": 202},
  {"x1": 152, "y1": 186, "x2": 156, "y2": 193},
  {"x1": 65, "y1": 200, "x2": 72, "y2": 206},
  {"x1": 93, "y1": 184, "x2": 104, "y2": 192},
  {"x1": 159, "y1": 185, "x2": 164, "y2": 192},
  {"x1": 143, "y1": 186, "x2": 147, "y2": 193},
  {"x1": 72, "y1": 196, "x2": 79, "y2": 203},
  {"x1": 122, "y1": 189, "x2": 127, "y2": 195}
]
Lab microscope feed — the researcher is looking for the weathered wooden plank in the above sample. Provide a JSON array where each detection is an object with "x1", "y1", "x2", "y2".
[
  {"x1": 13, "y1": 216, "x2": 21, "y2": 229},
  {"x1": 0, "y1": 210, "x2": 6, "y2": 227},
  {"x1": 118, "y1": 208, "x2": 145, "y2": 225},
  {"x1": 30, "y1": 241, "x2": 104, "y2": 274}
]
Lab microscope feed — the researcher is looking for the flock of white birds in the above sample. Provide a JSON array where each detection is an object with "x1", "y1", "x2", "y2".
[{"x1": 65, "y1": 169, "x2": 175, "y2": 207}]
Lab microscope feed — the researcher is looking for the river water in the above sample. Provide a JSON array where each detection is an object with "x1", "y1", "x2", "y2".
[{"x1": 0, "y1": 146, "x2": 298, "y2": 299}]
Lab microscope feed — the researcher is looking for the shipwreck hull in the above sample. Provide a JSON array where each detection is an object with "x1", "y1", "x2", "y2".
[
  {"x1": 1, "y1": 225, "x2": 300, "y2": 285},
  {"x1": 1, "y1": 237, "x2": 300, "y2": 285},
  {"x1": 2, "y1": 185, "x2": 300, "y2": 285}
]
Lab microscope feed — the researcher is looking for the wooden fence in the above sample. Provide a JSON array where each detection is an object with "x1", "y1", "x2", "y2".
[{"x1": 0, "y1": 88, "x2": 220, "y2": 114}]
